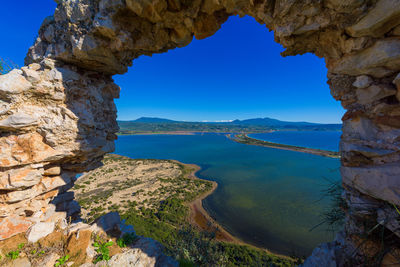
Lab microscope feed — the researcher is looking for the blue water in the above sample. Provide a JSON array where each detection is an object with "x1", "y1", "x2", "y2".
[
  {"x1": 249, "y1": 131, "x2": 342, "y2": 151},
  {"x1": 114, "y1": 133, "x2": 341, "y2": 256}
]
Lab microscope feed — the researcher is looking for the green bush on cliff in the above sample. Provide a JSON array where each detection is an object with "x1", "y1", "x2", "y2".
[{"x1": 122, "y1": 199, "x2": 294, "y2": 267}]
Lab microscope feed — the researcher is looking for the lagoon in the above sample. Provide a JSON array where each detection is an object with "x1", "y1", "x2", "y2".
[{"x1": 114, "y1": 132, "x2": 341, "y2": 256}]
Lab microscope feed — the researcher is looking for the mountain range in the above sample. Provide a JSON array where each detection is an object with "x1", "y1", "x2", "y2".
[{"x1": 117, "y1": 117, "x2": 342, "y2": 134}]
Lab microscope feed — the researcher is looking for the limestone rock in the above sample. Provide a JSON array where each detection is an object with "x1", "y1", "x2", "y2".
[
  {"x1": 0, "y1": 132, "x2": 63, "y2": 168},
  {"x1": 105, "y1": 248, "x2": 178, "y2": 267},
  {"x1": 332, "y1": 39, "x2": 400, "y2": 77},
  {"x1": 8, "y1": 257, "x2": 31, "y2": 267},
  {"x1": 0, "y1": 69, "x2": 31, "y2": 95},
  {"x1": 82, "y1": 237, "x2": 178, "y2": 267},
  {"x1": 347, "y1": 0, "x2": 400, "y2": 37},
  {"x1": 342, "y1": 164, "x2": 400, "y2": 205},
  {"x1": 35, "y1": 252, "x2": 60, "y2": 267},
  {"x1": 44, "y1": 166, "x2": 61, "y2": 176},
  {"x1": 21, "y1": 67, "x2": 41, "y2": 83},
  {"x1": 352, "y1": 75, "x2": 372, "y2": 89},
  {"x1": 26, "y1": 222, "x2": 55, "y2": 243},
  {"x1": 0, "y1": 166, "x2": 43, "y2": 190},
  {"x1": 0, "y1": 217, "x2": 32, "y2": 240},
  {"x1": 0, "y1": 112, "x2": 38, "y2": 131},
  {"x1": 356, "y1": 84, "x2": 396, "y2": 105}
]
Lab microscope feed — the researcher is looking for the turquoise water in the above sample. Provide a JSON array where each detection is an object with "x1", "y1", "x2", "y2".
[
  {"x1": 114, "y1": 133, "x2": 341, "y2": 256},
  {"x1": 249, "y1": 131, "x2": 342, "y2": 152}
]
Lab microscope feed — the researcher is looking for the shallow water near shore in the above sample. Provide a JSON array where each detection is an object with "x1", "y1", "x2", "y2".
[{"x1": 114, "y1": 132, "x2": 341, "y2": 257}]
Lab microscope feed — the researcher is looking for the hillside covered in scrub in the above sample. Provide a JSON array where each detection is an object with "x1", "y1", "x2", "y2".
[{"x1": 72, "y1": 154, "x2": 296, "y2": 266}]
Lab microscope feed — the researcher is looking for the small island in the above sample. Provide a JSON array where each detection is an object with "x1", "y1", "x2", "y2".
[{"x1": 230, "y1": 134, "x2": 340, "y2": 158}]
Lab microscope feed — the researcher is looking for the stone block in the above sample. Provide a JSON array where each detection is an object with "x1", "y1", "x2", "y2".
[
  {"x1": 26, "y1": 222, "x2": 55, "y2": 243},
  {"x1": 332, "y1": 39, "x2": 400, "y2": 77},
  {"x1": 347, "y1": 0, "x2": 400, "y2": 37},
  {"x1": 352, "y1": 75, "x2": 372, "y2": 88},
  {"x1": 342, "y1": 164, "x2": 400, "y2": 205},
  {"x1": 0, "y1": 113, "x2": 38, "y2": 130},
  {"x1": 0, "y1": 217, "x2": 32, "y2": 240}
]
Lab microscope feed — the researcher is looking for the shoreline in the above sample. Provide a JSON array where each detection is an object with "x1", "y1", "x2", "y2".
[
  {"x1": 184, "y1": 163, "x2": 295, "y2": 261},
  {"x1": 230, "y1": 134, "x2": 340, "y2": 158}
]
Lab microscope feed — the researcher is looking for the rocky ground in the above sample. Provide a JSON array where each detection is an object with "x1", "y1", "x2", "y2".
[{"x1": 0, "y1": 212, "x2": 177, "y2": 267}]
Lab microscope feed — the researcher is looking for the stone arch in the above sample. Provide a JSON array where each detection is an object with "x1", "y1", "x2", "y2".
[{"x1": 1, "y1": 0, "x2": 400, "y2": 265}]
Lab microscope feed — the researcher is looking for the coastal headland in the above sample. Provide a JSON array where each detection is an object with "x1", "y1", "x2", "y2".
[{"x1": 72, "y1": 154, "x2": 295, "y2": 266}]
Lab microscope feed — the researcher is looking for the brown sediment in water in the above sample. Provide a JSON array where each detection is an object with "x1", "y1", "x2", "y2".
[{"x1": 184, "y1": 164, "x2": 242, "y2": 243}]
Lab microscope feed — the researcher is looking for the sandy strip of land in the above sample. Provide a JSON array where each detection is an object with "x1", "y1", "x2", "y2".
[{"x1": 230, "y1": 134, "x2": 340, "y2": 158}]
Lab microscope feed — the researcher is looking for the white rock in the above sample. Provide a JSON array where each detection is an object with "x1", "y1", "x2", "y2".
[
  {"x1": 0, "y1": 112, "x2": 38, "y2": 130},
  {"x1": 352, "y1": 75, "x2": 372, "y2": 88},
  {"x1": 26, "y1": 222, "x2": 55, "y2": 243},
  {"x1": 0, "y1": 100, "x2": 10, "y2": 115},
  {"x1": 28, "y1": 63, "x2": 41, "y2": 71},
  {"x1": 342, "y1": 164, "x2": 400, "y2": 205},
  {"x1": 103, "y1": 237, "x2": 178, "y2": 267},
  {"x1": 0, "y1": 69, "x2": 32, "y2": 94},
  {"x1": 22, "y1": 67, "x2": 41, "y2": 83}
]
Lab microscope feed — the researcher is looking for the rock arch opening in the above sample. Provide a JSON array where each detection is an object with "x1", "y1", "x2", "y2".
[{"x1": 1, "y1": 0, "x2": 400, "y2": 265}]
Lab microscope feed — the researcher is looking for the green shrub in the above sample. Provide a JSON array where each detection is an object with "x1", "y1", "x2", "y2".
[
  {"x1": 6, "y1": 243, "x2": 25, "y2": 260},
  {"x1": 55, "y1": 255, "x2": 70, "y2": 266},
  {"x1": 93, "y1": 238, "x2": 113, "y2": 263}
]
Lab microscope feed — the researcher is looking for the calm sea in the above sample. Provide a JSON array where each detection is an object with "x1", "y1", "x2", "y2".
[
  {"x1": 249, "y1": 131, "x2": 342, "y2": 151},
  {"x1": 114, "y1": 132, "x2": 341, "y2": 256}
]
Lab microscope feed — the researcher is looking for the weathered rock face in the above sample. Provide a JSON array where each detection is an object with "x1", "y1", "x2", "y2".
[
  {"x1": 0, "y1": 59, "x2": 119, "y2": 240},
  {"x1": 1, "y1": 0, "x2": 400, "y2": 265}
]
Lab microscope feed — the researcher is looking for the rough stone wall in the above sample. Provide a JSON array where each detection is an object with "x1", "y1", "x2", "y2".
[
  {"x1": 1, "y1": 0, "x2": 400, "y2": 265},
  {"x1": 0, "y1": 59, "x2": 119, "y2": 240}
]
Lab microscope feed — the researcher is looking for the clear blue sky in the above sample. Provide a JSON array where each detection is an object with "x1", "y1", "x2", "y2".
[{"x1": 2, "y1": 1, "x2": 344, "y2": 123}]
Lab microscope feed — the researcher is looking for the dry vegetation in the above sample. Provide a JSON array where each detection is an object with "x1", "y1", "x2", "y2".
[{"x1": 73, "y1": 154, "x2": 212, "y2": 223}]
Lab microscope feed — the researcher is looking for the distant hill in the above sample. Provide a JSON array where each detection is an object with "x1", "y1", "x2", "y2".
[
  {"x1": 230, "y1": 117, "x2": 319, "y2": 127},
  {"x1": 131, "y1": 117, "x2": 178, "y2": 123},
  {"x1": 117, "y1": 116, "x2": 342, "y2": 134}
]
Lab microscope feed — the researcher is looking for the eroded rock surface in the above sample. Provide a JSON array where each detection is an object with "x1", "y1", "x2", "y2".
[
  {"x1": 0, "y1": 59, "x2": 119, "y2": 240},
  {"x1": 1, "y1": 0, "x2": 400, "y2": 265}
]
